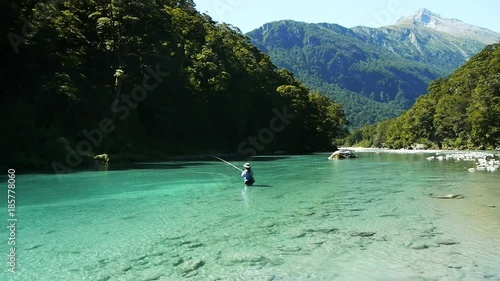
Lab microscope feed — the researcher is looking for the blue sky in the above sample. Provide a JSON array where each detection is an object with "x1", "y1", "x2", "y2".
[{"x1": 193, "y1": 0, "x2": 500, "y2": 33}]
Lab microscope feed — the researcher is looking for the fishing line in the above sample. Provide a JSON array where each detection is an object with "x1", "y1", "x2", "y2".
[{"x1": 212, "y1": 156, "x2": 243, "y2": 172}]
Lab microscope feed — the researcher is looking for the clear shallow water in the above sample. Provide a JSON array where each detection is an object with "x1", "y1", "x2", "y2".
[{"x1": 1, "y1": 151, "x2": 500, "y2": 280}]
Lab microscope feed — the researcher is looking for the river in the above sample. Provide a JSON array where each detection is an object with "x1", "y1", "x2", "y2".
[{"x1": 1, "y1": 150, "x2": 499, "y2": 280}]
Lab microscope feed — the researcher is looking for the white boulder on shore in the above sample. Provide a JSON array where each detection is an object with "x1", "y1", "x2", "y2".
[
  {"x1": 425, "y1": 152, "x2": 499, "y2": 172},
  {"x1": 328, "y1": 149, "x2": 358, "y2": 160},
  {"x1": 342, "y1": 148, "x2": 499, "y2": 172}
]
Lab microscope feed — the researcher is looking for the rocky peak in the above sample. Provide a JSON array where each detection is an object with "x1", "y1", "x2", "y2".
[
  {"x1": 396, "y1": 8, "x2": 456, "y2": 28},
  {"x1": 395, "y1": 8, "x2": 500, "y2": 44}
]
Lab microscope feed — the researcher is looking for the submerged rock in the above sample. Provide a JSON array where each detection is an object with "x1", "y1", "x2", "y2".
[
  {"x1": 187, "y1": 242, "x2": 204, "y2": 249},
  {"x1": 430, "y1": 194, "x2": 464, "y2": 199},
  {"x1": 374, "y1": 235, "x2": 389, "y2": 241},
  {"x1": 180, "y1": 259, "x2": 205, "y2": 276},
  {"x1": 121, "y1": 265, "x2": 133, "y2": 272},
  {"x1": 309, "y1": 239, "x2": 326, "y2": 246},
  {"x1": 406, "y1": 236, "x2": 441, "y2": 250},
  {"x1": 350, "y1": 231, "x2": 376, "y2": 237},
  {"x1": 410, "y1": 242, "x2": 429, "y2": 250},
  {"x1": 26, "y1": 244, "x2": 45, "y2": 250},
  {"x1": 301, "y1": 210, "x2": 316, "y2": 216},
  {"x1": 259, "y1": 221, "x2": 277, "y2": 228},
  {"x1": 277, "y1": 245, "x2": 301, "y2": 253},
  {"x1": 172, "y1": 258, "x2": 184, "y2": 267},
  {"x1": 219, "y1": 253, "x2": 282, "y2": 267},
  {"x1": 287, "y1": 230, "x2": 307, "y2": 239},
  {"x1": 221, "y1": 253, "x2": 268, "y2": 266},
  {"x1": 306, "y1": 227, "x2": 338, "y2": 234},
  {"x1": 171, "y1": 258, "x2": 205, "y2": 278},
  {"x1": 436, "y1": 238, "x2": 459, "y2": 245},
  {"x1": 182, "y1": 270, "x2": 198, "y2": 278}
]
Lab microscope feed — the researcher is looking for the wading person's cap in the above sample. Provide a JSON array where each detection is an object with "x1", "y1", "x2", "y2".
[{"x1": 243, "y1": 163, "x2": 251, "y2": 168}]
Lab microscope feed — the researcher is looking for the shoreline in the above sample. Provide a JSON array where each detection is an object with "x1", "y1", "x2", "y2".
[
  {"x1": 6, "y1": 148, "x2": 499, "y2": 176},
  {"x1": 341, "y1": 147, "x2": 500, "y2": 154}
]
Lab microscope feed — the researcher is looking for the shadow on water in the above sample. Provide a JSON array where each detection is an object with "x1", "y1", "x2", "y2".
[
  {"x1": 4, "y1": 162, "x2": 216, "y2": 178},
  {"x1": 4, "y1": 154, "x2": 294, "y2": 178},
  {"x1": 108, "y1": 162, "x2": 213, "y2": 171},
  {"x1": 115, "y1": 154, "x2": 292, "y2": 171},
  {"x1": 249, "y1": 155, "x2": 291, "y2": 162},
  {"x1": 209, "y1": 155, "x2": 291, "y2": 163}
]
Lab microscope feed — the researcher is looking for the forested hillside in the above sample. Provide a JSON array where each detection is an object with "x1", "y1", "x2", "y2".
[
  {"x1": 344, "y1": 43, "x2": 500, "y2": 150},
  {"x1": 1, "y1": 0, "x2": 348, "y2": 169}
]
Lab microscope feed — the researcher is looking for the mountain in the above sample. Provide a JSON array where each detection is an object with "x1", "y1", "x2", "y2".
[
  {"x1": 344, "y1": 43, "x2": 500, "y2": 150},
  {"x1": 353, "y1": 8, "x2": 500, "y2": 72},
  {"x1": 246, "y1": 9, "x2": 500, "y2": 128}
]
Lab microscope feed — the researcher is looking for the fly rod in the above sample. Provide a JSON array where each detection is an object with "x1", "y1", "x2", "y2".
[{"x1": 212, "y1": 156, "x2": 243, "y2": 172}]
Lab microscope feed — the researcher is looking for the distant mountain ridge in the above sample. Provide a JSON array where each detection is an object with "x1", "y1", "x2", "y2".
[{"x1": 246, "y1": 9, "x2": 500, "y2": 128}]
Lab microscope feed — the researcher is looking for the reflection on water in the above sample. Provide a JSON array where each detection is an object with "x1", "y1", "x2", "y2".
[{"x1": 241, "y1": 185, "x2": 250, "y2": 207}]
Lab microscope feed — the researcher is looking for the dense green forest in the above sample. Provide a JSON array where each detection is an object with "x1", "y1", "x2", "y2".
[
  {"x1": 343, "y1": 43, "x2": 500, "y2": 150},
  {"x1": 1, "y1": 0, "x2": 348, "y2": 170},
  {"x1": 247, "y1": 19, "x2": 497, "y2": 128}
]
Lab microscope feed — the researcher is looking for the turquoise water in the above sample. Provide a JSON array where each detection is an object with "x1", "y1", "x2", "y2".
[{"x1": 1, "y1": 151, "x2": 500, "y2": 280}]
